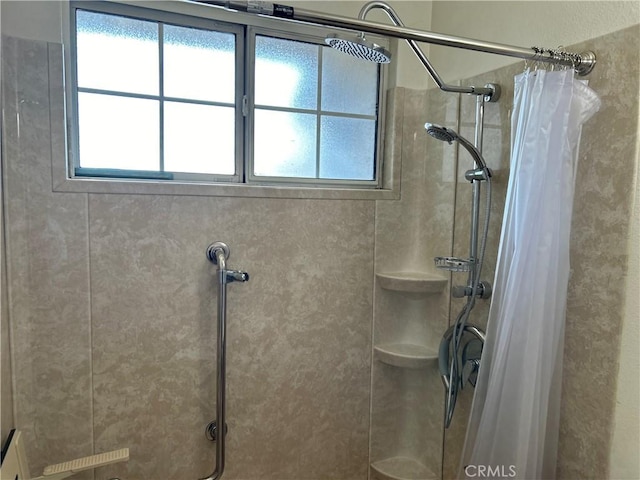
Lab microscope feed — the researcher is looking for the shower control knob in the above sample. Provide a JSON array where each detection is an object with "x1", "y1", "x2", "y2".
[
  {"x1": 478, "y1": 280, "x2": 492, "y2": 299},
  {"x1": 226, "y1": 270, "x2": 249, "y2": 283}
]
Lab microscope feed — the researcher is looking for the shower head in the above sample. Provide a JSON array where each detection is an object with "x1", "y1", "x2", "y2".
[
  {"x1": 325, "y1": 33, "x2": 391, "y2": 64},
  {"x1": 425, "y1": 123, "x2": 457, "y2": 144},
  {"x1": 424, "y1": 122, "x2": 488, "y2": 172}
]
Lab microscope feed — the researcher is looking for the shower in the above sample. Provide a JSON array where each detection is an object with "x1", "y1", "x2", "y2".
[
  {"x1": 323, "y1": 1, "x2": 500, "y2": 100},
  {"x1": 318, "y1": 0, "x2": 497, "y2": 428},
  {"x1": 318, "y1": 2, "x2": 497, "y2": 425},
  {"x1": 3, "y1": 0, "x2": 615, "y2": 479},
  {"x1": 425, "y1": 123, "x2": 493, "y2": 427},
  {"x1": 324, "y1": 33, "x2": 391, "y2": 64},
  {"x1": 195, "y1": 0, "x2": 594, "y2": 433},
  {"x1": 186, "y1": 0, "x2": 598, "y2": 474},
  {"x1": 424, "y1": 124, "x2": 489, "y2": 172}
]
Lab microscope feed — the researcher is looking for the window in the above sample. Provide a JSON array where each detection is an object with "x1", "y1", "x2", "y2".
[{"x1": 68, "y1": 2, "x2": 386, "y2": 189}]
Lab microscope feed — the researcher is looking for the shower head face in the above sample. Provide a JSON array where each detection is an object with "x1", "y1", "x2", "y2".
[
  {"x1": 425, "y1": 122, "x2": 488, "y2": 171},
  {"x1": 325, "y1": 34, "x2": 392, "y2": 64},
  {"x1": 424, "y1": 123, "x2": 458, "y2": 144}
]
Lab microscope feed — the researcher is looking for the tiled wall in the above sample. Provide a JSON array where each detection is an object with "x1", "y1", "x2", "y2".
[
  {"x1": 3, "y1": 22, "x2": 638, "y2": 480},
  {"x1": 2, "y1": 39, "x2": 94, "y2": 479},
  {"x1": 2, "y1": 35, "x2": 374, "y2": 479},
  {"x1": 557, "y1": 25, "x2": 639, "y2": 480},
  {"x1": 369, "y1": 84, "x2": 461, "y2": 479}
]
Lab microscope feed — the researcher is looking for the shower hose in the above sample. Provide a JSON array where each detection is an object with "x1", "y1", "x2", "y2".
[{"x1": 442, "y1": 170, "x2": 492, "y2": 428}]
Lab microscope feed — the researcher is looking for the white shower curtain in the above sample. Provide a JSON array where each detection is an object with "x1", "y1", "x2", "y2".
[{"x1": 459, "y1": 69, "x2": 601, "y2": 479}]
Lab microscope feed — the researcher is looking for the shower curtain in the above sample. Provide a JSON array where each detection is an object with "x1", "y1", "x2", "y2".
[{"x1": 459, "y1": 69, "x2": 601, "y2": 479}]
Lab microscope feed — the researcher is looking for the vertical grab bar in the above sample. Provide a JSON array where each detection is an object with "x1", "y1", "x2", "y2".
[{"x1": 200, "y1": 242, "x2": 249, "y2": 480}]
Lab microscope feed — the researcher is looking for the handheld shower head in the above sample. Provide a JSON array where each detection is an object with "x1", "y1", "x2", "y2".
[
  {"x1": 424, "y1": 122, "x2": 488, "y2": 172},
  {"x1": 425, "y1": 123, "x2": 458, "y2": 144},
  {"x1": 325, "y1": 33, "x2": 391, "y2": 64}
]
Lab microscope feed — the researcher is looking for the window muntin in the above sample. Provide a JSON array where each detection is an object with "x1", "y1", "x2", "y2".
[{"x1": 70, "y1": 2, "x2": 385, "y2": 188}]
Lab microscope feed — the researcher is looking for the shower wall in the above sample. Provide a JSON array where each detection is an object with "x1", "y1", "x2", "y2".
[
  {"x1": 2, "y1": 7, "x2": 638, "y2": 480},
  {"x1": 2, "y1": 35, "x2": 375, "y2": 479},
  {"x1": 370, "y1": 86, "x2": 458, "y2": 479}
]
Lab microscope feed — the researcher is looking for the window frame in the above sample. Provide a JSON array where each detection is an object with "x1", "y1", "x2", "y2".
[
  {"x1": 245, "y1": 27, "x2": 383, "y2": 188},
  {"x1": 69, "y1": 1, "x2": 246, "y2": 184},
  {"x1": 60, "y1": 1, "x2": 395, "y2": 198}
]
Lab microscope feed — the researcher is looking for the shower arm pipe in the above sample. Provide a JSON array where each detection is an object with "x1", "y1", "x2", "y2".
[
  {"x1": 358, "y1": 1, "x2": 493, "y2": 98},
  {"x1": 193, "y1": 0, "x2": 596, "y2": 77}
]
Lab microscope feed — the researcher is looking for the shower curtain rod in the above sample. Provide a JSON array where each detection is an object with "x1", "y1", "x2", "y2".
[{"x1": 193, "y1": 0, "x2": 596, "y2": 76}]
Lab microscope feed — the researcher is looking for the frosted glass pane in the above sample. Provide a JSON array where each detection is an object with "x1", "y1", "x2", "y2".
[
  {"x1": 255, "y1": 36, "x2": 318, "y2": 109},
  {"x1": 320, "y1": 117, "x2": 375, "y2": 180},
  {"x1": 254, "y1": 109, "x2": 316, "y2": 177},
  {"x1": 78, "y1": 93, "x2": 159, "y2": 170},
  {"x1": 164, "y1": 25, "x2": 235, "y2": 103},
  {"x1": 76, "y1": 10, "x2": 158, "y2": 95},
  {"x1": 321, "y1": 46, "x2": 377, "y2": 115},
  {"x1": 164, "y1": 102, "x2": 235, "y2": 175}
]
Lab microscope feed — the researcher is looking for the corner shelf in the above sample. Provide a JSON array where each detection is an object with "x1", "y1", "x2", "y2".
[
  {"x1": 376, "y1": 272, "x2": 447, "y2": 294},
  {"x1": 371, "y1": 457, "x2": 438, "y2": 480},
  {"x1": 374, "y1": 343, "x2": 438, "y2": 369}
]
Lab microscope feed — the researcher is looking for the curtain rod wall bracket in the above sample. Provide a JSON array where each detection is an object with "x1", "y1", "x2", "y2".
[
  {"x1": 574, "y1": 51, "x2": 597, "y2": 76},
  {"x1": 484, "y1": 83, "x2": 501, "y2": 103}
]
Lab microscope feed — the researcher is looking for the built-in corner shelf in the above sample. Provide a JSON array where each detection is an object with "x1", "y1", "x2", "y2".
[
  {"x1": 376, "y1": 272, "x2": 447, "y2": 294},
  {"x1": 371, "y1": 457, "x2": 438, "y2": 480},
  {"x1": 374, "y1": 343, "x2": 438, "y2": 369}
]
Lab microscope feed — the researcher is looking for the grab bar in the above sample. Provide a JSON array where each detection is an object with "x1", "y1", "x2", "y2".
[{"x1": 200, "y1": 242, "x2": 249, "y2": 480}]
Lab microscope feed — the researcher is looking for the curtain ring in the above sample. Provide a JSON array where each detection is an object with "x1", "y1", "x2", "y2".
[
  {"x1": 570, "y1": 52, "x2": 581, "y2": 73},
  {"x1": 547, "y1": 49, "x2": 556, "y2": 71},
  {"x1": 557, "y1": 46, "x2": 566, "y2": 71},
  {"x1": 531, "y1": 46, "x2": 542, "y2": 72},
  {"x1": 556, "y1": 46, "x2": 569, "y2": 71}
]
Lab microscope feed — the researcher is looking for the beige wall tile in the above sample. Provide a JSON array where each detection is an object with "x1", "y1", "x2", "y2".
[
  {"x1": 88, "y1": 194, "x2": 374, "y2": 480},
  {"x1": 558, "y1": 25, "x2": 639, "y2": 480},
  {"x1": 1, "y1": 36, "x2": 93, "y2": 478}
]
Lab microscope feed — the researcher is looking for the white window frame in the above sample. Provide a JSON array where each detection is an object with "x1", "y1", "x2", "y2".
[{"x1": 56, "y1": 0, "x2": 398, "y2": 200}]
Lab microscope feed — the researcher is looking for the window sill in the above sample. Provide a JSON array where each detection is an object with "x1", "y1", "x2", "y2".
[{"x1": 52, "y1": 174, "x2": 399, "y2": 200}]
